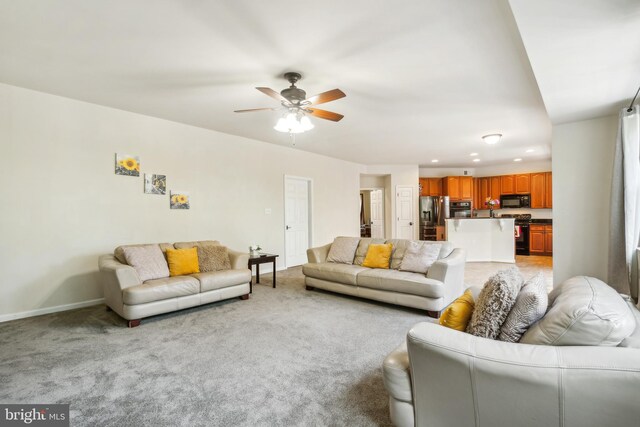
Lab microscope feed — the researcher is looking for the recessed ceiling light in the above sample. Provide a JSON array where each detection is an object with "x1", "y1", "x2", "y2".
[
  {"x1": 431, "y1": 159, "x2": 439, "y2": 163},
  {"x1": 482, "y1": 134, "x2": 502, "y2": 145},
  {"x1": 514, "y1": 158, "x2": 522, "y2": 162},
  {"x1": 525, "y1": 149, "x2": 535, "y2": 153},
  {"x1": 473, "y1": 158, "x2": 481, "y2": 162},
  {"x1": 470, "y1": 152, "x2": 479, "y2": 157}
]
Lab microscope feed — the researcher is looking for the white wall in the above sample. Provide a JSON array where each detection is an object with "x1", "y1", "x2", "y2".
[
  {"x1": 419, "y1": 160, "x2": 551, "y2": 178},
  {"x1": 552, "y1": 115, "x2": 618, "y2": 285},
  {"x1": 0, "y1": 83, "x2": 361, "y2": 319}
]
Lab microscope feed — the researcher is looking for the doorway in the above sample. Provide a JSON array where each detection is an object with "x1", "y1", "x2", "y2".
[
  {"x1": 360, "y1": 188, "x2": 385, "y2": 238},
  {"x1": 396, "y1": 185, "x2": 415, "y2": 240},
  {"x1": 284, "y1": 175, "x2": 312, "y2": 267}
]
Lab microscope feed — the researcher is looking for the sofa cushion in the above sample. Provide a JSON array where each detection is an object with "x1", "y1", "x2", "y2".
[
  {"x1": 121, "y1": 244, "x2": 170, "y2": 282},
  {"x1": 326, "y1": 236, "x2": 360, "y2": 264},
  {"x1": 166, "y1": 248, "x2": 200, "y2": 276},
  {"x1": 123, "y1": 276, "x2": 200, "y2": 305},
  {"x1": 356, "y1": 269, "x2": 444, "y2": 298},
  {"x1": 498, "y1": 272, "x2": 548, "y2": 343},
  {"x1": 362, "y1": 243, "x2": 393, "y2": 269},
  {"x1": 619, "y1": 297, "x2": 640, "y2": 348},
  {"x1": 353, "y1": 238, "x2": 386, "y2": 266},
  {"x1": 302, "y1": 262, "x2": 368, "y2": 286},
  {"x1": 439, "y1": 289, "x2": 475, "y2": 331},
  {"x1": 466, "y1": 267, "x2": 523, "y2": 339},
  {"x1": 174, "y1": 240, "x2": 220, "y2": 250},
  {"x1": 399, "y1": 241, "x2": 441, "y2": 274},
  {"x1": 521, "y1": 276, "x2": 636, "y2": 346},
  {"x1": 198, "y1": 245, "x2": 231, "y2": 272},
  {"x1": 386, "y1": 240, "x2": 453, "y2": 270},
  {"x1": 192, "y1": 269, "x2": 251, "y2": 292},
  {"x1": 114, "y1": 242, "x2": 174, "y2": 264}
]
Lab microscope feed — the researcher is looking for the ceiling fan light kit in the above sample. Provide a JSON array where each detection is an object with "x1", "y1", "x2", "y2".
[
  {"x1": 235, "y1": 72, "x2": 346, "y2": 135},
  {"x1": 482, "y1": 133, "x2": 502, "y2": 144}
]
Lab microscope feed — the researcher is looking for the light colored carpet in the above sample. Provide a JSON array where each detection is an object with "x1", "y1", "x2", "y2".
[
  {"x1": 0, "y1": 259, "x2": 552, "y2": 426},
  {"x1": 0, "y1": 267, "x2": 426, "y2": 426}
]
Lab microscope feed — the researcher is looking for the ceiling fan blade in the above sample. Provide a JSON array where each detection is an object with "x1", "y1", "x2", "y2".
[
  {"x1": 256, "y1": 87, "x2": 289, "y2": 103},
  {"x1": 306, "y1": 108, "x2": 344, "y2": 122},
  {"x1": 234, "y1": 107, "x2": 277, "y2": 113},
  {"x1": 306, "y1": 89, "x2": 346, "y2": 106}
]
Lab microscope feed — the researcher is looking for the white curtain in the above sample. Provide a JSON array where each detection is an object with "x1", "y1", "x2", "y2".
[{"x1": 609, "y1": 105, "x2": 640, "y2": 301}]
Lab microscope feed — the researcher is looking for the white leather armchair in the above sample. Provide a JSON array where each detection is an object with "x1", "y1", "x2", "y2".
[{"x1": 383, "y1": 321, "x2": 640, "y2": 427}]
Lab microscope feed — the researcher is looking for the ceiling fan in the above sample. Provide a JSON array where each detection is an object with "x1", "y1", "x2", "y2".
[{"x1": 234, "y1": 72, "x2": 346, "y2": 132}]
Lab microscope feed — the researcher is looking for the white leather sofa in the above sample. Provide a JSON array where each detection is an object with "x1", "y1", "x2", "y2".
[
  {"x1": 303, "y1": 238, "x2": 466, "y2": 316},
  {"x1": 99, "y1": 240, "x2": 251, "y2": 327},
  {"x1": 383, "y1": 296, "x2": 640, "y2": 427}
]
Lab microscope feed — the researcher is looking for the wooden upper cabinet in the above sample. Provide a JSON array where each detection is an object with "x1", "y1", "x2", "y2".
[
  {"x1": 419, "y1": 178, "x2": 429, "y2": 196},
  {"x1": 490, "y1": 176, "x2": 501, "y2": 201},
  {"x1": 419, "y1": 178, "x2": 442, "y2": 196},
  {"x1": 501, "y1": 175, "x2": 515, "y2": 195},
  {"x1": 530, "y1": 172, "x2": 546, "y2": 208},
  {"x1": 544, "y1": 172, "x2": 552, "y2": 208},
  {"x1": 460, "y1": 176, "x2": 473, "y2": 200},
  {"x1": 443, "y1": 176, "x2": 461, "y2": 200},
  {"x1": 479, "y1": 177, "x2": 490, "y2": 207},
  {"x1": 515, "y1": 174, "x2": 531, "y2": 194},
  {"x1": 472, "y1": 178, "x2": 480, "y2": 209}
]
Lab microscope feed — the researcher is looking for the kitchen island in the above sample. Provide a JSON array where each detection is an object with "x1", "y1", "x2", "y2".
[{"x1": 446, "y1": 218, "x2": 515, "y2": 263}]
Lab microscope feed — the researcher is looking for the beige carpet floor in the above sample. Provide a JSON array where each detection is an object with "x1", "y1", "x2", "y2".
[{"x1": 0, "y1": 258, "x2": 551, "y2": 426}]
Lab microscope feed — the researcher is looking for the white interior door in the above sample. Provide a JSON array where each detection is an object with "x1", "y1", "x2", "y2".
[
  {"x1": 370, "y1": 189, "x2": 385, "y2": 238},
  {"x1": 396, "y1": 186, "x2": 415, "y2": 239},
  {"x1": 284, "y1": 176, "x2": 311, "y2": 267}
]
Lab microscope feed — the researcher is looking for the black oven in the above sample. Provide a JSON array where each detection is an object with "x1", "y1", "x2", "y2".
[
  {"x1": 500, "y1": 194, "x2": 530, "y2": 209},
  {"x1": 515, "y1": 222, "x2": 530, "y2": 255},
  {"x1": 450, "y1": 201, "x2": 472, "y2": 218}
]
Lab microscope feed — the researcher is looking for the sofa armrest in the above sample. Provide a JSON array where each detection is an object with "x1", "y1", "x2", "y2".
[
  {"x1": 99, "y1": 254, "x2": 141, "y2": 290},
  {"x1": 228, "y1": 249, "x2": 249, "y2": 270},
  {"x1": 306, "y1": 243, "x2": 332, "y2": 263},
  {"x1": 383, "y1": 342, "x2": 413, "y2": 403},
  {"x1": 407, "y1": 321, "x2": 640, "y2": 427},
  {"x1": 427, "y1": 248, "x2": 466, "y2": 305}
]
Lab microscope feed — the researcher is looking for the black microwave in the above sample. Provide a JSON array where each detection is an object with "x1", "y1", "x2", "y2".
[{"x1": 500, "y1": 194, "x2": 530, "y2": 209}]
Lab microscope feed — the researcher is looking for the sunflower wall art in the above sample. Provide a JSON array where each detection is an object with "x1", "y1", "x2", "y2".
[
  {"x1": 144, "y1": 174, "x2": 166, "y2": 195},
  {"x1": 115, "y1": 154, "x2": 140, "y2": 177},
  {"x1": 170, "y1": 191, "x2": 190, "y2": 210}
]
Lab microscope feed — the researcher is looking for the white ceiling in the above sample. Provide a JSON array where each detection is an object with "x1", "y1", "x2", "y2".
[{"x1": 0, "y1": 1, "x2": 633, "y2": 167}]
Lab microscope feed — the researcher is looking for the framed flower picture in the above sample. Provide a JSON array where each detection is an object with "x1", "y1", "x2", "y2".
[{"x1": 115, "y1": 154, "x2": 140, "y2": 177}]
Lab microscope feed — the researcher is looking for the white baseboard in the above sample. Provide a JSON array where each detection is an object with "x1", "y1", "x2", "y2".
[{"x1": 0, "y1": 298, "x2": 105, "y2": 323}]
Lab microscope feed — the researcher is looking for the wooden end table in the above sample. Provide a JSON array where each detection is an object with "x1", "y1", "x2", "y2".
[{"x1": 248, "y1": 253, "x2": 279, "y2": 293}]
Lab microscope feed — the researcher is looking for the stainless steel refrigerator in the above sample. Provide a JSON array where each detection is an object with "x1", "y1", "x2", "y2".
[{"x1": 419, "y1": 196, "x2": 450, "y2": 240}]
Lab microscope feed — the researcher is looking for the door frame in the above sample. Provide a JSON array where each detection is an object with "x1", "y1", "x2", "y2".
[
  {"x1": 361, "y1": 187, "x2": 385, "y2": 238},
  {"x1": 283, "y1": 175, "x2": 313, "y2": 268}
]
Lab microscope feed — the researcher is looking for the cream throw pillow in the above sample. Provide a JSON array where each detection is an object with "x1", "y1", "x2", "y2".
[
  {"x1": 122, "y1": 244, "x2": 170, "y2": 282},
  {"x1": 198, "y1": 245, "x2": 231, "y2": 272},
  {"x1": 466, "y1": 267, "x2": 524, "y2": 339},
  {"x1": 326, "y1": 237, "x2": 360, "y2": 264},
  {"x1": 399, "y1": 241, "x2": 441, "y2": 274},
  {"x1": 498, "y1": 272, "x2": 548, "y2": 343}
]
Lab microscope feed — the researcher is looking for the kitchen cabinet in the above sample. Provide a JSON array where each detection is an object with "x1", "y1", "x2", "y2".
[
  {"x1": 530, "y1": 224, "x2": 553, "y2": 255},
  {"x1": 460, "y1": 176, "x2": 473, "y2": 200},
  {"x1": 477, "y1": 177, "x2": 491, "y2": 208},
  {"x1": 472, "y1": 178, "x2": 480, "y2": 209},
  {"x1": 442, "y1": 176, "x2": 460, "y2": 200},
  {"x1": 490, "y1": 176, "x2": 501, "y2": 201},
  {"x1": 530, "y1": 172, "x2": 552, "y2": 209},
  {"x1": 501, "y1": 175, "x2": 515, "y2": 194},
  {"x1": 515, "y1": 174, "x2": 531, "y2": 194},
  {"x1": 419, "y1": 178, "x2": 442, "y2": 196}
]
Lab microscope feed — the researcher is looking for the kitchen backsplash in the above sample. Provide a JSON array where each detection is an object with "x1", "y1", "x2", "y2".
[{"x1": 474, "y1": 208, "x2": 552, "y2": 219}]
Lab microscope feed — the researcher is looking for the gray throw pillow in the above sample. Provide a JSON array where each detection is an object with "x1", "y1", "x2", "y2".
[
  {"x1": 198, "y1": 245, "x2": 231, "y2": 272},
  {"x1": 399, "y1": 241, "x2": 441, "y2": 274},
  {"x1": 466, "y1": 267, "x2": 524, "y2": 339},
  {"x1": 498, "y1": 272, "x2": 548, "y2": 343},
  {"x1": 326, "y1": 237, "x2": 360, "y2": 264},
  {"x1": 122, "y1": 244, "x2": 170, "y2": 282}
]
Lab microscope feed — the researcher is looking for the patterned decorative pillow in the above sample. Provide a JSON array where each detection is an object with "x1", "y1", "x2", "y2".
[
  {"x1": 326, "y1": 237, "x2": 360, "y2": 264},
  {"x1": 122, "y1": 244, "x2": 170, "y2": 282},
  {"x1": 399, "y1": 241, "x2": 442, "y2": 274},
  {"x1": 198, "y1": 245, "x2": 231, "y2": 272},
  {"x1": 466, "y1": 267, "x2": 524, "y2": 339},
  {"x1": 498, "y1": 272, "x2": 548, "y2": 342}
]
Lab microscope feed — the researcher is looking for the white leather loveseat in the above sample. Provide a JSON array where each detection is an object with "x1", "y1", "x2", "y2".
[
  {"x1": 99, "y1": 240, "x2": 251, "y2": 327},
  {"x1": 382, "y1": 283, "x2": 640, "y2": 427}
]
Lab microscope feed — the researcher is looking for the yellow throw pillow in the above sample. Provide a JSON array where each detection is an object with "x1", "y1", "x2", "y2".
[
  {"x1": 166, "y1": 247, "x2": 200, "y2": 277},
  {"x1": 362, "y1": 243, "x2": 393, "y2": 269},
  {"x1": 439, "y1": 290, "x2": 475, "y2": 331}
]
